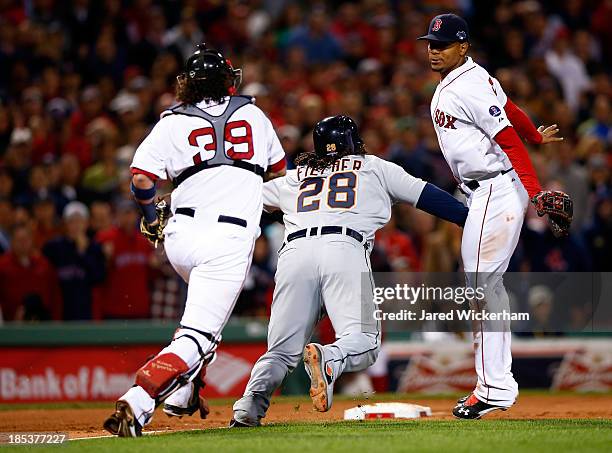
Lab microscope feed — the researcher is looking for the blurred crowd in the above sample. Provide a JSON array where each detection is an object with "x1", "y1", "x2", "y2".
[{"x1": 0, "y1": 0, "x2": 609, "y2": 323}]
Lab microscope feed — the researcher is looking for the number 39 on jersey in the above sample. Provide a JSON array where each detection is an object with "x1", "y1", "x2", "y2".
[{"x1": 188, "y1": 120, "x2": 254, "y2": 164}]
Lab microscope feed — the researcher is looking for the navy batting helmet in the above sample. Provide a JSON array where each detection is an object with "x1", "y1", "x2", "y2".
[
  {"x1": 313, "y1": 115, "x2": 363, "y2": 157},
  {"x1": 179, "y1": 44, "x2": 242, "y2": 93}
]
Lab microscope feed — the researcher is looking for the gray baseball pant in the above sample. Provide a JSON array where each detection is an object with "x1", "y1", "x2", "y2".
[{"x1": 233, "y1": 234, "x2": 380, "y2": 423}]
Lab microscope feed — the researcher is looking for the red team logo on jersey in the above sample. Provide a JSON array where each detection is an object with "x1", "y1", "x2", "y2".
[
  {"x1": 432, "y1": 18, "x2": 442, "y2": 31},
  {"x1": 434, "y1": 109, "x2": 457, "y2": 129}
]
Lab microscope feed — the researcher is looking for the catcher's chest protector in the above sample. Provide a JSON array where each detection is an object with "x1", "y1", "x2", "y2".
[{"x1": 164, "y1": 96, "x2": 262, "y2": 186}]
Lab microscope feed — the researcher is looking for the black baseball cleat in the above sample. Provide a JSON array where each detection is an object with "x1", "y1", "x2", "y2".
[
  {"x1": 229, "y1": 409, "x2": 261, "y2": 427},
  {"x1": 229, "y1": 418, "x2": 260, "y2": 428},
  {"x1": 456, "y1": 394, "x2": 470, "y2": 404},
  {"x1": 103, "y1": 400, "x2": 143, "y2": 437},
  {"x1": 452, "y1": 394, "x2": 509, "y2": 420},
  {"x1": 163, "y1": 403, "x2": 194, "y2": 418},
  {"x1": 163, "y1": 396, "x2": 209, "y2": 419},
  {"x1": 163, "y1": 380, "x2": 210, "y2": 419}
]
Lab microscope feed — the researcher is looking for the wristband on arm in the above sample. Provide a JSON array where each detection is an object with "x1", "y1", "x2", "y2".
[
  {"x1": 131, "y1": 182, "x2": 156, "y2": 201},
  {"x1": 139, "y1": 202, "x2": 158, "y2": 224},
  {"x1": 130, "y1": 182, "x2": 158, "y2": 223}
]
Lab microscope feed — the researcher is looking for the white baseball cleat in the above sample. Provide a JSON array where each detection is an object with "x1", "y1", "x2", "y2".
[{"x1": 303, "y1": 343, "x2": 335, "y2": 412}]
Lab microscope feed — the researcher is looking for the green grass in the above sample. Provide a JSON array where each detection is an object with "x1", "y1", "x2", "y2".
[
  {"x1": 1, "y1": 394, "x2": 610, "y2": 452},
  {"x1": 2, "y1": 420, "x2": 610, "y2": 453}
]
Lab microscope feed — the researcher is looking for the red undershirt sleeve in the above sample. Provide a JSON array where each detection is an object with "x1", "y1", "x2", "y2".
[
  {"x1": 269, "y1": 158, "x2": 287, "y2": 173},
  {"x1": 130, "y1": 167, "x2": 160, "y2": 182},
  {"x1": 494, "y1": 126, "x2": 542, "y2": 198},
  {"x1": 503, "y1": 99, "x2": 542, "y2": 145}
]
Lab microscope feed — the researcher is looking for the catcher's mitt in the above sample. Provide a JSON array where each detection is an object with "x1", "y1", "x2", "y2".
[
  {"x1": 140, "y1": 199, "x2": 171, "y2": 248},
  {"x1": 531, "y1": 190, "x2": 573, "y2": 238}
]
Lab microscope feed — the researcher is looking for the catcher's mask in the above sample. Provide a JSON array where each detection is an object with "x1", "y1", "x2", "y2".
[
  {"x1": 313, "y1": 115, "x2": 363, "y2": 158},
  {"x1": 177, "y1": 43, "x2": 242, "y2": 95}
]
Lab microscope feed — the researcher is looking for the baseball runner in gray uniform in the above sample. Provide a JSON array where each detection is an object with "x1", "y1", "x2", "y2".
[{"x1": 229, "y1": 115, "x2": 470, "y2": 426}]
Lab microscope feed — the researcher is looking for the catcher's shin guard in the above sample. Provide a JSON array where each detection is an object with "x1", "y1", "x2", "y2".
[
  {"x1": 135, "y1": 353, "x2": 193, "y2": 401},
  {"x1": 163, "y1": 367, "x2": 210, "y2": 419},
  {"x1": 136, "y1": 326, "x2": 218, "y2": 403}
]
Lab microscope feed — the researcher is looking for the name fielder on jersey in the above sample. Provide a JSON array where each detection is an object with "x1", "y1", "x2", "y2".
[{"x1": 296, "y1": 156, "x2": 363, "y2": 180}]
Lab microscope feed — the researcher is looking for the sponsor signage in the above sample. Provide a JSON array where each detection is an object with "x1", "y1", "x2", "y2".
[
  {"x1": 0, "y1": 344, "x2": 267, "y2": 403},
  {"x1": 386, "y1": 339, "x2": 612, "y2": 393}
]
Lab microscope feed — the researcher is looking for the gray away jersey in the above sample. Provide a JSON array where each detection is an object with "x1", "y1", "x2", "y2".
[{"x1": 263, "y1": 154, "x2": 426, "y2": 242}]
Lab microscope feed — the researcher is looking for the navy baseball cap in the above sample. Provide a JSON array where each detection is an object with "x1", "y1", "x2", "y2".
[{"x1": 417, "y1": 13, "x2": 470, "y2": 43}]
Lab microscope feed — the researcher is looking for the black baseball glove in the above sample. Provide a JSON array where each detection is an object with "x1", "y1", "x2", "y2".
[
  {"x1": 140, "y1": 199, "x2": 171, "y2": 248},
  {"x1": 531, "y1": 190, "x2": 573, "y2": 238}
]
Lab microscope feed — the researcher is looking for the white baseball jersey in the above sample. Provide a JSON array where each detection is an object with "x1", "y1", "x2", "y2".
[
  {"x1": 121, "y1": 96, "x2": 285, "y2": 426},
  {"x1": 430, "y1": 56, "x2": 513, "y2": 183},
  {"x1": 131, "y1": 96, "x2": 285, "y2": 235},
  {"x1": 429, "y1": 58, "x2": 528, "y2": 408},
  {"x1": 263, "y1": 155, "x2": 426, "y2": 242}
]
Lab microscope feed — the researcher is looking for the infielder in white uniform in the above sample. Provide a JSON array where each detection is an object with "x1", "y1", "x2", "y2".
[
  {"x1": 418, "y1": 14, "x2": 572, "y2": 419},
  {"x1": 229, "y1": 115, "x2": 470, "y2": 427},
  {"x1": 103, "y1": 44, "x2": 286, "y2": 437}
]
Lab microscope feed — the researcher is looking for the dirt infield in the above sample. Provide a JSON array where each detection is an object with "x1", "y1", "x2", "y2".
[{"x1": 1, "y1": 394, "x2": 611, "y2": 439}]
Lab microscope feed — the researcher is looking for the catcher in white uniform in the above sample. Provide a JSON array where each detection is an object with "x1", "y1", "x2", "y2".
[
  {"x1": 103, "y1": 44, "x2": 286, "y2": 437},
  {"x1": 418, "y1": 14, "x2": 573, "y2": 419},
  {"x1": 229, "y1": 115, "x2": 471, "y2": 427}
]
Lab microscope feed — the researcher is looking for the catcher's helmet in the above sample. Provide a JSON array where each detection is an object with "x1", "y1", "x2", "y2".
[
  {"x1": 179, "y1": 43, "x2": 242, "y2": 93},
  {"x1": 313, "y1": 115, "x2": 363, "y2": 157}
]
